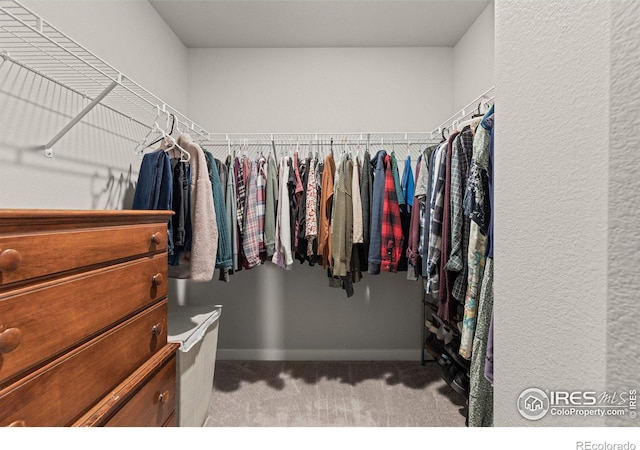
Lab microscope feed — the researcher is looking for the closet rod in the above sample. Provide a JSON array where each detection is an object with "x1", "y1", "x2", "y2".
[
  {"x1": 208, "y1": 132, "x2": 437, "y2": 139},
  {"x1": 202, "y1": 140, "x2": 437, "y2": 147},
  {"x1": 430, "y1": 86, "x2": 495, "y2": 136}
]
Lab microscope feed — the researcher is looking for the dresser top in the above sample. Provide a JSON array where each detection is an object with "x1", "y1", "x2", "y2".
[{"x1": 0, "y1": 209, "x2": 173, "y2": 232}]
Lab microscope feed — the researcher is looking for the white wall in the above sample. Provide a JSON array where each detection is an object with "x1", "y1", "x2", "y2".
[
  {"x1": 495, "y1": 0, "x2": 610, "y2": 426},
  {"x1": 0, "y1": 1, "x2": 188, "y2": 209},
  {"x1": 188, "y1": 47, "x2": 453, "y2": 133},
  {"x1": 185, "y1": 47, "x2": 454, "y2": 360},
  {"x1": 453, "y1": 1, "x2": 495, "y2": 111}
]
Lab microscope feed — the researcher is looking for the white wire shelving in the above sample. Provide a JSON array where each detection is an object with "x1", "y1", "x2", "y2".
[
  {"x1": 0, "y1": 0, "x2": 210, "y2": 157},
  {"x1": 0, "y1": 0, "x2": 494, "y2": 160}
]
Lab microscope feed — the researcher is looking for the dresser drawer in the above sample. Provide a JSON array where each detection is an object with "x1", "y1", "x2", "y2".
[
  {"x1": 0, "y1": 253, "x2": 168, "y2": 387},
  {"x1": 105, "y1": 356, "x2": 176, "y2": 427},
  {"x1": 0, "y1": 223, "x2": 168, "y2": 288},
  {"x1": 0, "y1": 300, "x2": 167, "y2": 427},
  {"x1": 163, "y1": 411, "x2": 177, "y2": 427}
]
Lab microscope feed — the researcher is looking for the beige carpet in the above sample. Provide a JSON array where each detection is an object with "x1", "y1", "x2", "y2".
[{"x1": 205, "y1": 361, "x2": 467, "y2": 427}]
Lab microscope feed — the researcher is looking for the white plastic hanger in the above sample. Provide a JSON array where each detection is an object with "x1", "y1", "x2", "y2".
[{"x1": 163, "y1": 131, "x2": 191, "y2": 163}]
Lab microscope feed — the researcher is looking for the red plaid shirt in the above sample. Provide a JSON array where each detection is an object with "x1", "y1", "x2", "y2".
[{"x1": 381, "y1": 154, "x2": 404, "y2": 272}]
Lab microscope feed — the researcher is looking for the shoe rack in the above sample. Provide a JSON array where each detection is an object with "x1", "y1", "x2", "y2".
[{"x1": 421, "y1": 289, "x2": 470, "y2": 424}]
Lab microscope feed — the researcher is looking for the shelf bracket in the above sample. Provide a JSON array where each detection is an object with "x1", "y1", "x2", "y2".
[{"x1": 43, "y1": 74, "x2": 122, "y2": 157}]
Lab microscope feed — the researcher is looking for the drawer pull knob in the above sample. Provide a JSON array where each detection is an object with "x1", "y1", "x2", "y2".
[
  {"x1": 0, "y1": 249, "x2": 22, "y2": 273},
  {"x1": 151, "y1": 232, "x2": 162, "y2": 246},
  {"x1": 0, "y1": 327, "x2": 22, "y2": 354},
  {"x1": 157, "y1": 391, "x2": 170, "y2": 404},
  {"x1": 151, "y1": 323, "x2": 163, "y2": 336},
  {"x1": 152, "y1": 273, "x2": 164, "y2": 286},
  {"x1": 8, "y1": 420, "x2": 26, "y2": 427}
]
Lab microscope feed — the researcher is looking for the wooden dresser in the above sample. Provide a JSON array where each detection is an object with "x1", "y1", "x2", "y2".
[{"x1": 0, "y1": 209, "x2": 178, "y2": 427}]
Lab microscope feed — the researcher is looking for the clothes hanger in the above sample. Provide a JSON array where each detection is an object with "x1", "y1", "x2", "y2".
[
  {"x1": 164, "y1": 132, "x2": 191, "y2": 163},
  {"x1": 135, "y1": 121, "x2": 162, "y2": 156},
  {"x1": 146, "y1": 113, "x2": 175, "y2": 149},
  {"x1": 440, "y1": 127, "x2": 449, "y2": 142}
]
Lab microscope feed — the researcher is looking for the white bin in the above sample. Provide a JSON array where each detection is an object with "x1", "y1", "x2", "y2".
[{"x1": 167, "y1": 304, "x2": 222, "y2": 427}]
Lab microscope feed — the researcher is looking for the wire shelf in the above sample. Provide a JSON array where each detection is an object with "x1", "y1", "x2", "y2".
[{"x1": 0, "y1": 0, "x2": 210, "y2": 156}]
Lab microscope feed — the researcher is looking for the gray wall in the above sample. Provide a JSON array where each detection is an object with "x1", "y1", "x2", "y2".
[
  {"x1": 184, "y1": 47, "x2": 456, "y2": 360},
  {"x1": 0, "y1": 1, "x2": 188, "y2": 209}
]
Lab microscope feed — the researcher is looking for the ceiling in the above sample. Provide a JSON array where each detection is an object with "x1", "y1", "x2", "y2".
[{"x1": 149, "y1": 1, "x2": 491, "y2": 48}]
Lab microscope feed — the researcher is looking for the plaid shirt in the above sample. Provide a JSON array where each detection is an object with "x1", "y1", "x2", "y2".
[
  {"x1": 445, "y1": 127, "x2": 474, "y2": 301},
  {"x1": 426, "y1": 143, "x2": 448, "y2": 294},
  {"x1": 242, "y1": 160, "x2": 261, "y2": 268},
  {"x1": 381, "y1": 154, "x2": 404, "y2": 272},
  {"x1": 235, "y1": 157, "x2": 246, "y2": 234}
]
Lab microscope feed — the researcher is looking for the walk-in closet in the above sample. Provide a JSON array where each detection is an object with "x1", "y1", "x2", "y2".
[{"x1": 1, "y1": 0, "x2": 638, "y2": 438}]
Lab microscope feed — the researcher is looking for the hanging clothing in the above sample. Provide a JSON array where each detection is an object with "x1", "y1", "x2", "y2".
[
  {"x1": 242, "y1": 160, "x2": 262, "y2": 268},
  {"x1": 360, "y1": 150, "x2": 373, "y2": 272},
  {"x1": 305, "y1": 157, "x2": 319, "y2": 259},
  {"x1": 388, "y1": 152, "x2": 409, "y2": 272},
  {"x1": 406, "y1": 155, "x2": 422, "y2": 280},
  {"x1": 132, "y1": 150, "x2": 172, "y2": 212},
  {"x1": 226, "y1": 155, "x2": 239, "y2": 273},
  {"x1": 368, "y1": 150, "x2": 387, "y2": 274},
  {"x1": 257, "y1": 157, "x2": 267, "y2": 261},
  {"x1": 486, "y1": 122, "x2": 495, "y2": 259},
  {"x1": 332, "y1": 156, "x2": 353, "y2": 278},
  {"x1": 292, "y1": 153, "x2": 306, "y2": 263},
  {"x1": 460, "y1": 112, "x2": 494, "y2": 358},
  {"x1": 468, "y1": 257, "x2": 494, "y2": 427},
  {"x1": 420, "y1": 145, "x2": 439, "y2": 279},
  {"x1": 485, "y1": 313, "x2": 494, "y2": 385},
  {"x1": 380, "y1": 153, "x2": 403, "y2": 272},
  {"x1": 458, "y1": 221, "x2": 487, "y2": 359},
  {"x1": 444, "y1": 127, "x2": 474, "y2": 302},
  {"x1": 203, "y1": 150, "x2": 232, "y2": 272},
  {"x1": 352, "y1": 158, "x2": 364, "y2": 244},
  {"x1": 438, "y1": 131, "x2": 460, "y2": 320},
  {"x1": 390, "y1": 152, "x2": 405, "y2": 207},
  {"x1": 295, "y1": 157, "x2": 310, "y2": 264},
  {"x1": 132, "y1": 149, "x2": 175, "y2": 256},
  {"x1": 272, "y1": 157, "x2": 294, "y2": 269},
  {"x1": 215, "y1": 158, "x2": 227, "y2": 201},
  {"x1": 401, "y1": 155, "x2": 415, "y2": 211},
  {"x1": 168, "y1": 157, "x2": 190, "y2": 267},
  {"x1": 317, "y1": 153, "x2": 336, "y2": 268},
  {"x1": 425, "y1": 143, "x2": 447, "y2": 294},
  {"x1": 168, "y1": 134, "x2": 218, "y2": 282},
  {"x1": 464, "y1": 126, "x2": 492, "y2": 234},
  {"x1": 264, "y1": 153, "x2": 278, "y2": 258}
]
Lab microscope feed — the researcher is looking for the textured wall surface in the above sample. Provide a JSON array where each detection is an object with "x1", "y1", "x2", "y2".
[
  {"x1": 607, "y1": 0, "x2": 640, "y2": 427},
  {"x1": 453, "y1": 1, "x2": 495, "y2": 111},
  {"x1": 495, "y1": 0, "x2": 609, "y2": 426}
]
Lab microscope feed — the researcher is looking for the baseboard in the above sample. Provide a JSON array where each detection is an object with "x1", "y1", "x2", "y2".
[{"x1": 216, "y1": 348, "x2": 421, "y2": 361}]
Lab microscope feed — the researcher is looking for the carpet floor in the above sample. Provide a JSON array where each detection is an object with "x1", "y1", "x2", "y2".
[{"x1": 205, "y1": 361, "x2": 467, "y2": 427}]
